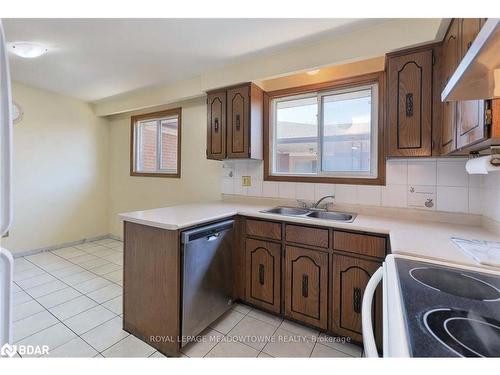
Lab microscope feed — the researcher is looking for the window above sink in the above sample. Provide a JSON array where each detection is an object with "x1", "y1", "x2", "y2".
[{"x1": 264, "y1": 72, "x2": 386, "y2": 186}]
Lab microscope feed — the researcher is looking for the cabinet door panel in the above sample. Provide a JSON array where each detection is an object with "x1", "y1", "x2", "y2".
[
  {"x1": 441, "y1": 20, "x2": 459, "y2": 154},
  {"x1": 227, "y1": 85, "x2": 250, "y2": 158},
  {"x1": 457, "y1": 100, "x2": 485, "y2": 148},
  {"x1": 456, "y1": 19, "x2": 486, "y2": 149},
  {"x1": 459, "y1": 18, "x2": 482, "y2": 58},
  {"x1": 387, "y1": 50, "x2": 433, "y2": 157},
  {"x1": 207, "y1": 91, "x2": 226, "y2": 160},
  {"x1": 245, "y1": 239, "x2": 281, "y2": 314},
  {"x1": 332, "y1": 254, "x2": 382, "y2": 347},
  {"x1": 285, "y1": 246, "x2": 328, "y2": 330}
]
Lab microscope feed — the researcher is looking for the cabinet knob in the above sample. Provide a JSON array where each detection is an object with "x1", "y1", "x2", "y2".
[{"x1": 214, "y1": 118, "x2": 219, "y2": 132}]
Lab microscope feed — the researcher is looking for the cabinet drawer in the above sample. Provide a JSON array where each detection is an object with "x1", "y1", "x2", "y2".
[
  {"x1": 246, "y1": 219, "x2": 281, "y2": 240},
  {"x1": 333, "y1": 231, "x2": 386, "y2": 258},
  {"x1": 285, "y1": 224, "x2": 329, "y2": 248}
]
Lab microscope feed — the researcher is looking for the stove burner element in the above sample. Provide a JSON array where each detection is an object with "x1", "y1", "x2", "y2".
[
  {"x1": 424, "y1": 308, "x2": 500, "y2": 357},
  {"x1": 410, "y1": 267, "x2": 500, "y2": 301}
]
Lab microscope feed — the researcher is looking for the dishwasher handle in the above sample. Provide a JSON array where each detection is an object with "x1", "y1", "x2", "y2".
[
  {"x1": 362, "y1": 266, "x2": 383, "y2": 358},
  {"x1": 181, "y1": 219, "x2": 234, "y2": 244},
  {"x1": 206, "y1": 233, "x2": 221, "y2": 241}
]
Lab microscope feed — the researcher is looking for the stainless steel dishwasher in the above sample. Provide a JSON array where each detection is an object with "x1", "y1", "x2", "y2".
[{"x1": 181, "y1": 219, "x2": 234, "y2": 344}]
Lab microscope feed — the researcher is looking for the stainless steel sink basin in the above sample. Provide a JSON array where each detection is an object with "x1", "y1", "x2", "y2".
[
  {"x1": 263, "y1": 207, "x2": 311, "y2": 216},
  {"x1": 261, "y1": 206, "x2": 356, "y2": 222},
  {"x1": 306, "y1": 210, "x2": 356, "y2": 222}
]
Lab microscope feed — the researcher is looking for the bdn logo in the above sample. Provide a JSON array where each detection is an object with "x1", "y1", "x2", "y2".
[{"x1": 1, "y1": 343, "x2": 49, "y2": 357}]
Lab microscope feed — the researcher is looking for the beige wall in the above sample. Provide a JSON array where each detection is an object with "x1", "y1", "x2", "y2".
[
  {"x1": 1, "y1": 82, "x2": 110, "y2": 254},
  {"x1": 258, "y1": 56, "x2": 385, "y2": 92},
  {"x1": 107, "y1": 97, "x2": 222, "y2": 236}
]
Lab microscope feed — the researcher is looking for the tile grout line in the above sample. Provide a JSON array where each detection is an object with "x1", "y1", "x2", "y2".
[
  {"x1": 18, "y1": 242, "x2": 123, "y2": 294},
  {"x1": 17, "y1": 256, "x2": 120, "y2": 309},
  {"x1": 13, "y1": 240, "x2": 142, "y2": 357},
  {"x1": 21, "y1": 249, "x2": 123, "y2": 312},
  {"x1": 15, "y1": 240, "x2": 145, "y2": 357},
  {"x1": 15, "y1": 247, "x2": 124, "y2": 356}
]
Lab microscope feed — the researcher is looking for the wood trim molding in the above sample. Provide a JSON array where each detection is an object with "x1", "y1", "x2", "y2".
[
  {"x1": 130, "y1": 108, "x2": 182, "y2": 178},
  {"x1": 263, "y1": 71, "x2": 386, "y2": 185}
]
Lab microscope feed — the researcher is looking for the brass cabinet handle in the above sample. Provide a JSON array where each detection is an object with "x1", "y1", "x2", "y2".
[
  {"x1": 258, "y1": 264, "x2": 265, "y2": 285},
  {"x1": 302, "y1": 274, "x2": 309, "y2": 298}
]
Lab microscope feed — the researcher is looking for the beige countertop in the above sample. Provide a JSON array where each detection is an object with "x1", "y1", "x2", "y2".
[{"x1": 119, "y1": 200, "x2": 500, "y2": 270}]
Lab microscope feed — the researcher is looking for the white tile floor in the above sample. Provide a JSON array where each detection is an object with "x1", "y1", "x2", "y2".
[{"x1": 11, "y1": 238, "x2": 362, "y2": 358}]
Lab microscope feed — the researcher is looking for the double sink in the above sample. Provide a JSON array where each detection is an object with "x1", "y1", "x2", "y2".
[{"x1": 261, "y1": 206, "x2": 356, "y2": 223}]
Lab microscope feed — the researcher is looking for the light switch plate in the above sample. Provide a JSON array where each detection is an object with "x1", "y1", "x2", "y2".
[{"x1": 242, "y1": 176, "x2": 252, "y2": 187}]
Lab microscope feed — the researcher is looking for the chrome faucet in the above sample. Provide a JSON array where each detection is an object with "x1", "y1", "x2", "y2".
[{"x1": 312, "y1": 195, "x2": 335, "y2": 210}]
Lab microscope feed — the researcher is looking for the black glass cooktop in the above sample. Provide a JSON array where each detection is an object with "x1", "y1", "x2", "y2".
[{"x1": 395, "y1": 259, "x2": 500, "y2": 357}]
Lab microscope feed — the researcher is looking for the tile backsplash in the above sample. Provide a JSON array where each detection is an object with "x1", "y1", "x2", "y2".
[
  {"x1": 482, "y1": 172, "x2": 500, "y2": 222},
  {"x1": 220, "y1": 158, "x2": 499, "y2": 219}
]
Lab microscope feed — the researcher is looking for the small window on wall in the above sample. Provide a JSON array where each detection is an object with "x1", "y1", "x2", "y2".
[
  {"x1": 131, "y1": 108, "x2": 181, "y2": 177},
  {"x1": 266, "y1": 72, "x2": 385, "y2": 185}
]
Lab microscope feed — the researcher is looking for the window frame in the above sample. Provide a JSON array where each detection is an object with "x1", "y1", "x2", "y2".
[
  {"x1": 263, "y1": 72, "x2": 386, "y2": 185},
  {"x1": 130, "y1": 108, "x2": 182, "y2": 178}
]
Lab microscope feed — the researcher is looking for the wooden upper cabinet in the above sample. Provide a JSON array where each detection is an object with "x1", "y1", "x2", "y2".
[
  {"x1": 459, "y1": 18, "x2": 482, "y2": 57},
  {"x1": 440, "y1": 19, "x2": 459, "y2": 155},
  {"x1": 387, "y1": 49, "x2": 434, "y2": 157},
  {"x1": 331, "y1": 254, "x2": 382, "y2": 347},
  {"x1": 456, "y1": 19, "x2": 486, "y2": 149},
  {"x1": 284, "y1": 246, "x2": 328, "y2": 330},
  {"x1": 245, "y1": 238, "x2": 281, "y2": 314},
  {"x1": 206, "y1": 91, "x2": 226, "y2": 160},
  {"x1": 206, "y1": 83, "x2": 263, "y2": 160},
  {"x1": 227, "y1": 85, "x2": 250, "y2": 158}
]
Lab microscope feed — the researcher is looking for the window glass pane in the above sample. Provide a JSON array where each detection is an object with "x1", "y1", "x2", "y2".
[
  {"x1": 137, "y1": 120, "x2": 158, "y2": 171},
  {"x1": 322, "y1": 88, "x2": 372, "y2": 173},
  {"x1": 160, "y1": 116, "x2": 179, "y2": 171},
  {"x1": 274, "y1": 96, "x2": 318, "y2": 174}
]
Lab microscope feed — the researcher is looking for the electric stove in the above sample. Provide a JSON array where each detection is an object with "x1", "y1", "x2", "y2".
[{"x1": 395, "y1": 258, "x2": 500, "y2": 357}]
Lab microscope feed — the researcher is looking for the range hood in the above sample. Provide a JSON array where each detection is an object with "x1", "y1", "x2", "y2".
[{"x1": 442, "y1": 18, "x2": 500, "y2": 101}]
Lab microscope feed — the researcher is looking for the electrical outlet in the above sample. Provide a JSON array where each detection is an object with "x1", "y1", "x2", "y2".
[{"x1": 242, "y1": 176, "x2": 252, "y2": 187}]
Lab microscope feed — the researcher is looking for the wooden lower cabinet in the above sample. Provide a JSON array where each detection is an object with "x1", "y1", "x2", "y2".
[
  {"x1": 284, "y1": 246, "x2": 329, "y2": 330},
  {"x1": 331, "y1": 254, "x2": 382, "y2": 347},
  {"x1": 123, "y1": 221, "x2": 181, "y2": 356},
  {"x1": 242, "y1": 218, "x2": 387, "y2": 346},
  {"x1": 245, "y1": 238, "x2": 281, "y2": 314}
]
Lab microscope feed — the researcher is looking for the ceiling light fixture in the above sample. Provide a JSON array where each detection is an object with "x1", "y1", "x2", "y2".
[
  {"x1": 9, "y1": 42, "x2": 48, "y2": 58},
  {"x1": 306, "y1": 69, "x2": 320, "y2": 76}
]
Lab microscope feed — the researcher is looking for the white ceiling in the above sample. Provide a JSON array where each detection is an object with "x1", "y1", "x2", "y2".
[{"x1": 3, "y1": 18, "x2": 391, "y2": 102}]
